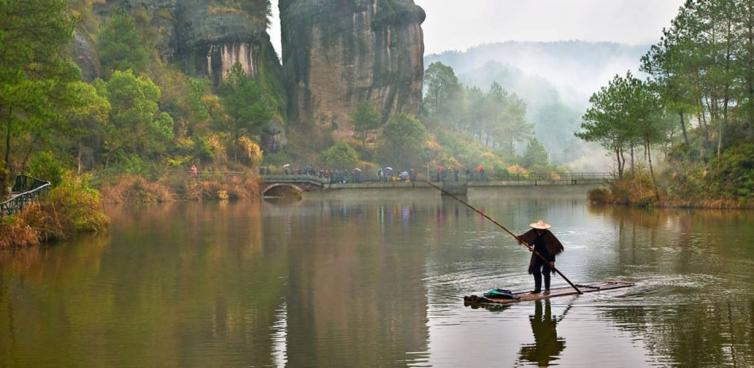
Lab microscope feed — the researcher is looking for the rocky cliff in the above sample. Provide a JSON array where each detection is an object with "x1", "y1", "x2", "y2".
[
  {"x1": 94, "y1": 0, "x2": 283, "y2": 90},
  {"x1": 280, "y1": 0, "x2": 425, "y2": 132},
  {"x1": 175, "y1": 0, "x2": 282, "y2": 87}
]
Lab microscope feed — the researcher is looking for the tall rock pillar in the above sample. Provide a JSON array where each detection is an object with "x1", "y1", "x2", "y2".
[{"x1": 280, "y1": 0, "x2": 425, "y2": 134}]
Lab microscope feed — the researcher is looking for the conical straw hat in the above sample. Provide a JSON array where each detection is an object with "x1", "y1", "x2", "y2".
[{"x1": 529, "y1": 220, "x2": 551, "y2": 230}]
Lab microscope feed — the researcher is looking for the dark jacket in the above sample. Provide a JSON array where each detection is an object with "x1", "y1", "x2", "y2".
[{"x1": 519, "y1": 229, "x2": 564, "y2": 274}]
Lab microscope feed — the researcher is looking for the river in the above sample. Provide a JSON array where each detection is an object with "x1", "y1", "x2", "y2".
[{"x1": 1, "y1": 187, "x2": 753, "y2": 367}]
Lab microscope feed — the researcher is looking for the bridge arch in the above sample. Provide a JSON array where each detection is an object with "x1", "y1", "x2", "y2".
[{"x1": 262, "y1": 183, "x2": 304, "y2": 199}]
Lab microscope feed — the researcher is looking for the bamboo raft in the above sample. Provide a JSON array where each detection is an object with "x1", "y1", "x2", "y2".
[{"x1": 464, "y1": 281, "x2": 635, "y2": 306}]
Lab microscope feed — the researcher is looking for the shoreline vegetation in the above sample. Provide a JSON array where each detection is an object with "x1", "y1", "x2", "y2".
[
  {"x1": 588, "y1": 169, "x2": 754, "y2": 210},
  {"x1": 1, "y1": 174, "x2": 109, "y2": 248},
  {"x1": 98, "y1": 169, "x2": 261, "y2": 204},
  {"x1": 1, "y1": 168, "x2": 262, "y2": 249}
]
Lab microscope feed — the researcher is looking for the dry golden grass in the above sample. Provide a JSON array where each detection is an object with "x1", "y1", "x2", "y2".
[
  {"x1": 102, "y1": 171, "x2": 261, "y2": 204},
  {"x1": 0, "y1": 217, "x2": 40, "y2": 249},
  {"x1": 100, "y1": 175, "x2": 174, "y2": 204},
  {"x1": 185, "y1": 173, "x2": 261, "y2": 201}
]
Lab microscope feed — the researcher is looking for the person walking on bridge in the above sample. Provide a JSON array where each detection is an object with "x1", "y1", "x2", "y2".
[{"x1": 518, "y1": 220, "x2": 564, "y2": 295}]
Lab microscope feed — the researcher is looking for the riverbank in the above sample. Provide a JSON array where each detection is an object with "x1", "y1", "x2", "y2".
[
  {"x1": 0, "y1": 175, "x2": 109, "y2": 249},
  {"x1": 1, "y1": 169, "x2": 262, "y2": 249},
  {"x1": 588, "y1": 173, "x2": 754, "y2": 209}
]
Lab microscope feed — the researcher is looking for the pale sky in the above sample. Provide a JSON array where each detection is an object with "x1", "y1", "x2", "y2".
[{"x1": 268, "y1": 0, "x2": 686, "y2": 55}]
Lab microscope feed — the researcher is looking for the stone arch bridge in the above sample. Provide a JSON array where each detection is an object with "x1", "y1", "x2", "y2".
[{"x1": 261, "y1": 175, "x2": 327, "y2": 198}]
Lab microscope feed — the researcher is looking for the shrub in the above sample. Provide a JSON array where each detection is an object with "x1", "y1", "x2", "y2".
[
  {"x1": 319, "y1": 142, "x2": 360, "y2": 169},
  {"x1": 609, "y1": 171, "x2": 658, "y2": 207},
  {"x1": 709, "y1": 143, "x2": 754, "y2": 199},
  {"x1": 1, "y1": 173, "x2": 109, "y2": 248},
  {"x1": 377, "y1": 114, "x2": 428, "y2": 168},
  {"x1": 588, "y1": 188, "x2": 613, "y2": 204},
  {"x1": 185, "y1": 173, "x2": 260, "y2": 201},
  {"x1": 27, "y1": 151, "x2": 65, "y2": 186},
  {"x1": 238, "y1": 136, "x2": 263, "y2": 167},
  {"x1": 100, "y1": 174, "x2": 174, "y2": 204},
  {"x1": 40, "y1": 173, "x2": 109, "y2": 234}
]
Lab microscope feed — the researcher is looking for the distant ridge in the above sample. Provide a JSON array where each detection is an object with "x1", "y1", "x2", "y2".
[{"x1": 425, "y1": 40, "x2": 650, "y2": 97}]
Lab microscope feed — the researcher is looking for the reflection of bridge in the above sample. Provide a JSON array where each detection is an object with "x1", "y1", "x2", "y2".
[{"x1": 261, "y1": 173, "x2": 613, "y2": 197}]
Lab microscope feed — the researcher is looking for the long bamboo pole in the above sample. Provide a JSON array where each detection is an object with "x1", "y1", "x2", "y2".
[{"x1": 424, "y1": 180, "x2": 582, "y2": 294}]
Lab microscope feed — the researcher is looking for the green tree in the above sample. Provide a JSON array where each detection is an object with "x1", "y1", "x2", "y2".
[
  {"x1": 0, "y1": 0, "x2": 77, "y2": 170},
  {"x1": 423, "y1": 62, "x2": 464, "y2": 128},
  {"x1": 577, "y1": 72, "x2": 667, "y2": 197},
  {"x1": 461, "y1": 86, "x2": 485, "y2": 136},
  {"x1": 352, "y1": 102, "x2": 381, "y2": 143},
  {"x1": 102, "y1": 70, "x2": 171, "y2": 162},
  {"x1": 641, "y1": 0, "x2": 751, "y2": 159},
  {"x1": 27, "y1": 151, "x2": 64, "y2": 186},
  {"x1": 377, "y1": 114, "x2": 428, "y2": 168},
  {"x1": 61, "y1": 82, "x2": 111, "y2": 173},
  {"x1": 219, "y1": 63, "x2": 274, "y2": 162},
  {"x1": 96, "y1": 11, "x2": 150, "y2": 75},
  {"x1": 480, "y1": 83, "x2": 533, "y2": 156},
  {"x1": 577, "y1": 73, "x2": 635, "y2": 179},
  {"x1": 521, "y1": 138, "x2": 549, "y2": 168},
  {"x1": 319, "y1": 142, "x2": 360, "y2": 169}
]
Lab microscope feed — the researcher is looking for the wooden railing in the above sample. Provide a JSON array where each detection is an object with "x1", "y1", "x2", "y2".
[{"x1": 0, "y1": 175, "x2": 52, "y2": 216}]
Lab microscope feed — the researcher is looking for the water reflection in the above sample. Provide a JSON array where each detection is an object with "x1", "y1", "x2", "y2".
[
  {"x1": 1, "y1": 192, "x2": 753, "y2": 367},
  {"x1": 600, "y1": 301, "x2": 754, "y2": 367},
  {"x1": 517, "y1": 300, "x2": 567, "y2": 367},
  {"x1": 264, "y1": 197, "x2": 431, "y2": 366}
]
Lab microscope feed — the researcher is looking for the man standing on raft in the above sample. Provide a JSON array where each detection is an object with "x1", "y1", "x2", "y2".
[{"x1": 518, "y1": 220, "x2": 564, "y2": 295}]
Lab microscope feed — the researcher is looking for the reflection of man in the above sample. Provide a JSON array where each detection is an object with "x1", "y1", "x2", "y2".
[{"x1": 519, "y1": 300, "x2": 566, "y2": 367}]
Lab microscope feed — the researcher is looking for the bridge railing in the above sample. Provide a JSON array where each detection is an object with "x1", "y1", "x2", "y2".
[
  {"x1": 1, "y1": 175, "x2": 52, "y2": 216},
  {"x1": 261, "y1": 174, "x2": 329, "y2": 186},
  {"x1": 262, "y1": 172, "x2": 614, "y2": 185}
]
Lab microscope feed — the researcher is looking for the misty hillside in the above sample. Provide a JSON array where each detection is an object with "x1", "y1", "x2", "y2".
[
  {"x1": 425, "y1": 41, "x2": 650, "y2": 98},
  {"x1": 459, "y1": 62, "x2": 585, "y2": 165},
  {"x1": 425, "y1": 41, "x2": 650, "y2": 169}
]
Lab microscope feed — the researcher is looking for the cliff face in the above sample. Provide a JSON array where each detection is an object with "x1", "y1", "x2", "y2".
[
  {"x1": 175, "y1": 0, "x2": 281, "y2": 87},
  {"x1": 95, "y1": 1, "x2": 283, "y2": 89},
  {"x1": 280, "y1": 0, "x2": 425, "y2": 131}
]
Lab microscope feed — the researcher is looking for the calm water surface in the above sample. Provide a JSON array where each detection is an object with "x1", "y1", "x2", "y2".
[{"x1": 1, "y1": 187, "x2": 753, "y2": 367}]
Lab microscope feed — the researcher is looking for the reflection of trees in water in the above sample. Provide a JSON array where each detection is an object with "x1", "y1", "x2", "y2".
[
  {"x1": 601, "y1": 302, "x2": 754, "y2": 366},
  {"x1": 517, "y1": 300, "x2": 566, "y2": 367},
  {"x1": 588, "y1": 205, "x2": 754, "y2": 277},
  {"x1": 0, "y1": 202, "x2": 288, "y2": 367},
  {"x1": 279, "y1": 198, "x2": 430, "y2": 366},
  {"x1": 0, "y1": 234, "x2": 111, "y2": 365},
  {"x1": 587, "y1": 205, "x2": 754, "y2": 366}
]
